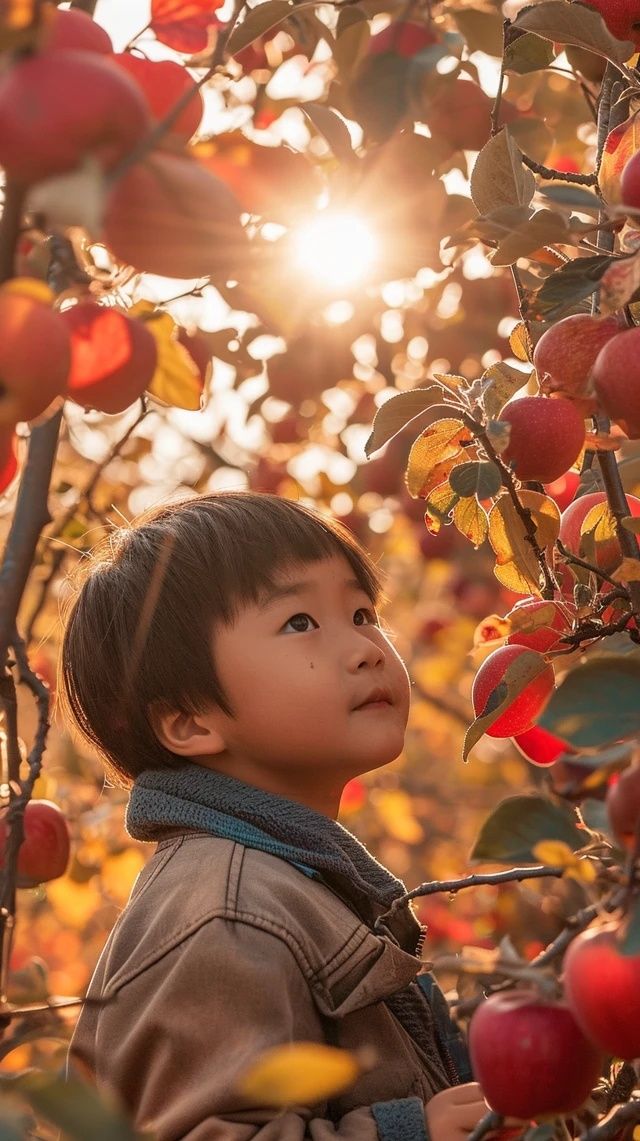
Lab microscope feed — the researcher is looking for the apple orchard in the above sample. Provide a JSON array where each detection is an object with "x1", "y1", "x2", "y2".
[{"x1": 4, "y1": 0, "x2": 640, "y2": 1134}]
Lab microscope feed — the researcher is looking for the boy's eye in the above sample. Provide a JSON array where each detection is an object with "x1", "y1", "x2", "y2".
[
  {"x1": 354, "y1": 607, "x2": 378, "y2": 626},
  {"x1": 282, "y1": 613, "x2": 318, "y2": 633}
]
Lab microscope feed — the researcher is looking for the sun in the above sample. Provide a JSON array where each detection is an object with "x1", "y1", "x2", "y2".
[{"x1": 291, "y1": 213, "x2": 378, "y2": 291}]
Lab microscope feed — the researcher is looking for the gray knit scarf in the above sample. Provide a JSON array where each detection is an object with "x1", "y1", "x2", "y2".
[{"x1": 127, "y1": 763, "x2": 459, "y2": 1095}]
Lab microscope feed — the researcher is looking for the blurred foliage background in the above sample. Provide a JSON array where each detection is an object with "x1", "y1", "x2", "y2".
[{"x1": 2, "y1": 0, "x2": 640, "y2": 1101}]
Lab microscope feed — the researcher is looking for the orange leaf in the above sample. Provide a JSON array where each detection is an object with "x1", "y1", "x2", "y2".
[
  {"x1": 150, "y1": 0, "x2": 223, "y2": 54},
  {"x1": 600, "y1": 113, "x2": 640, "y2": 206}
]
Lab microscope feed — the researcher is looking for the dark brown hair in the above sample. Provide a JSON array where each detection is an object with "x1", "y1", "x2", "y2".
[{"x1": 57, "y1": 491, "x2": 384, "y2": 788}]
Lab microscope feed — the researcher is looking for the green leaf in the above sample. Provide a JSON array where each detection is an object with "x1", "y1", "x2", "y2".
[
  {"x1": 228, "y1": 1, "x2": 292, "y2": 57},
  {"x1": 7, "y1": 1072, "x2": 145, "y2": 1141},
  {"x1": 524, "y1": 1125, "x2": 557, "y2": 1141},
  {"x1": 301, "y1": 103, "x2": 354, "y2": 164},
  {"x1": 504, "y1": 30, "x2": 555, "y2": 74},
  {"x1": 539, "y1": 184, "x2": 602, "y2": 212},
  {"x1": 450, "y1": 461, "x2": 502, "y2": 500},
  {"x1": 364, "y1": 387, "x2": 449, "y2": 457},
  {"x1": 532, "y1": 254, "x2": 616, "y2": 319},
  {"x1": 333, "y1": 7, "x2": 370, "y2": 76},
  {"x1": 464, "y1": 649, "x2": 554, "y2": 761},
  {"x1": 620, "y1": 896, "x2": 640, "y2": 955},
  {"x1": 470, "y1": 795, "x2": 584, "y2": 863},
  {"x1": 539, "y1": 656, "x2": 640, "y2": 749},
  {"x1": 513, "y1": 0, "x2": 635, "y2": 65},
  {"x1": 471, "y1": 128, "x2": 536, "y2": 217},
  {"x1": 492, "y1": 209, "x2": 573, "y2": 267}
]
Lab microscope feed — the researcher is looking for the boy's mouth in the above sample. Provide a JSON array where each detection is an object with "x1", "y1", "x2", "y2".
[{"x1": 352, "y1": 687, "x2": 393, "y2": 710}]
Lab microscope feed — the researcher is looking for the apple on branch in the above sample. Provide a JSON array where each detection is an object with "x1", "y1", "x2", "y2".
[
  {"x1": 499, "y1": 396, "x2": 586, "y2": 485},
  {"x1": 472, "y1": 644, "x2": 555, "y2": 737},
  {"x1": 0, "y1": 800, "x2": 71, "y2": 889},
  {"x1": 469, "y1": 989, "x2": 603, "y2": 1118},
  {"x1": 0, "y1": 48, "x2": 151, "y2": 184},
  {"x1": 60, "y1": 303, "x2": 158, "y2": 415},
  {"x1": 533, "y1": 314, "x2": 621, "y2": 413},
  {"x1": 558, "y1": 491, "x2": 640, "y2": 575},
  {"x1": 564, "y1": 922, "x2": 640, "y2": 1060}
]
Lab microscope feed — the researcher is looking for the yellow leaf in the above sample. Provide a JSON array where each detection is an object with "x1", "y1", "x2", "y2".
[
  {"x1": 236, "y1": 1043, "x2": 363, "y2": 1107},
  {"x1": 406, "y1": 419, "x2": 470, "y2": 498},
  {"x1": 613, "y1": 557, "x2": 640, "y2": 584},
  {"x1": 129, "y1": 300, "x2": 205, "y2": 411},
  {"x1": 488, "y1": 491, "x2": 559, "y2": 594},
  {"x1": 453, "y1": 497, "x2": 488, "y2": 548},
  {"x1": 533, "y1": 839, "x2": 574, "y2": 867},
  {"x1": 1, "y1": 277, "x2": 54, "y2": 306},
  {"x1": 533, "y1": 841, "x2": 596, "y2": 884},
  {"x1": 509, "y1": 322, "x2": 533, "y2": 363},
  {"x1": 375, "y1": 789, "x2": 423, "y2": 843}
]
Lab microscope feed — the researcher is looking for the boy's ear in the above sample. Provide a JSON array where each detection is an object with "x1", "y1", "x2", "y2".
[{"x1": 149, "y1": 701, "x2": 227, "y2": 757}]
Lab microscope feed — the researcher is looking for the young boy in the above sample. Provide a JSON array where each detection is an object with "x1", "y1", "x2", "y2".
[{"x1": 60, "y1": 490, "x2": 489, "y2": 1141}]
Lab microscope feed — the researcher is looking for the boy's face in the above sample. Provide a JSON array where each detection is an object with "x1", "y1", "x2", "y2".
[{"x1": 194, "y1": 553, "x2": 411, "y2": 815}]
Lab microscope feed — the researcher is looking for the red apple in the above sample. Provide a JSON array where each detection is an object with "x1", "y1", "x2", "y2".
[
  {"x1": 564, "y1": 922, "x2": 640, "y2": 1059},
  {"x1": 60, "y1": 303, "x2": 158, "y2": 414},
  {"x1": 368, "y1": 20, "x2": 438, "y2": 57},
  {"x1": 544, "y1": 471, "x2": 580, "y2": 513},
  {"x1": 500, "y1": 396, "x2": 585, "y2": 484},
  {"x1": 513, "y1": 724, "x2": 574, "y2": 766},
  {"x1": 605, "y1": 762, "x2": 640, "y2": 849},
  {"x1": 44, "y1": 7, "x2": 113, "y2": 54},
  {"x1": 103, "y1": 150, "x2": 247, "y2": 280},
  {"x1": 469, "y1": 989, "x2": 603, "y2": 1118},
  {"x1": 0, "y1": 800, "x2": 71, "y2": 888},
  {"x1": 621, "y1": 149, "x2": 640, "y2": 210},
  {"x1": 558, "y1": 491, "x2": 640, "y2": 574},
  {"x1": 506, "y1": 598, "x2": 575, "y2": 653},
  {"x1": 533, "y1": 314, "x2": 620, "y2": 410},
  {"x1": 471, "y1": 645, "x2": 555, "y2": 737},
  {"x1": 579, "y1": 0, "x2": 640, "y2": 48},
  {"x1": 109, "y1": 54, "x2": 204, "y2": 144},
  {"x1": 592, "y1": 327, "x2": 640, "y2": 437},
  {"x1": 0, "y1": 290, "x2": 70, "y2": 425},
  {"x1": 0, "y1": 50, "x2": 151, "y2": 184}
]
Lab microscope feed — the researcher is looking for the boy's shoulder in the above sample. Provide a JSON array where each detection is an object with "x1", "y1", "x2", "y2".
[{"x1": 102, "y1": 832, "x2": 395, "y2": 997}]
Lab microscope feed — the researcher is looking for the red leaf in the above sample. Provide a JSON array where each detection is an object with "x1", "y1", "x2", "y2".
[{"x1": 150, "y1": 0, "x2": 223, "y2": 54}]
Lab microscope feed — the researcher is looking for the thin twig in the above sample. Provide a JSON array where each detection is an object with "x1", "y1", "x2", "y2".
[
  {"x1": 374, "y1": 866, "x2": 565, "y2": 932},
  {"x1": 460, "y1": 413, "x2": 557, "y2": 598},
  {"x1": 520, "y1": 154, "x2": 598, "y2": 185},
  {"x1": 530, "y1": 888, "x2": 624, "y2": 968},
  {"x1": 0, "y1": 182, "x2": 26, "y2": 285},
  {"x1": 468, "y1": 1110, "x2": 504, "y2": 1141}
]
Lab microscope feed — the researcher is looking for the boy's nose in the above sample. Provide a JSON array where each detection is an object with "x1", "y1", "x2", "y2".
[{"x1": 348, "y1": 635, "x2": 385, "y2": 672}]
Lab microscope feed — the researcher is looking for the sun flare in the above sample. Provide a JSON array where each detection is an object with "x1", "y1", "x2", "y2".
[{"x1": 291, "y1": 213, "x2": 378, "y2": 291}]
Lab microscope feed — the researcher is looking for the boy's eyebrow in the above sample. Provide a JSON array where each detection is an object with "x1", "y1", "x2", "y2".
[{"x1": 258, "y1": 577, "x2": 369, "y2": 610}]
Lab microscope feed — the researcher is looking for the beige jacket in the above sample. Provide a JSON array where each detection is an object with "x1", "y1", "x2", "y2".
[{"x1": 70, "y1": 831, "x2": 459, "y2": 1140}]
